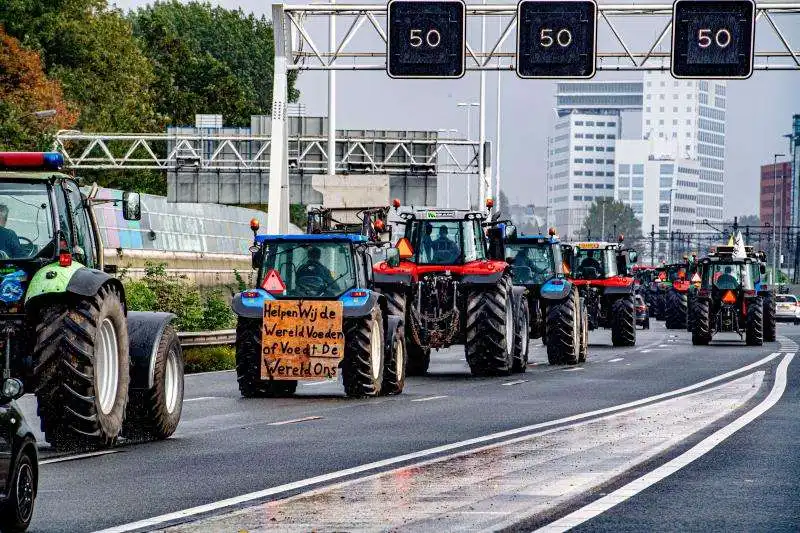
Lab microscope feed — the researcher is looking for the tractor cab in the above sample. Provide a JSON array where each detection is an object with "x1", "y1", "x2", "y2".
[
  {"x1": 562, "y1": 241, "x2": 636, "y2": 281},
  {"x1": 504, "y1": 232, "x2": 563, "y2": 286},
  {"x1": 399, "y1": 209, "x2": 489, "y2": 266}
]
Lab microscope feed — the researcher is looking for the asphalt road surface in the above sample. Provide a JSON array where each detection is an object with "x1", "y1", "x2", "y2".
[{"x1": 22, "y1": 321, "x2": 800, "y2": 532}]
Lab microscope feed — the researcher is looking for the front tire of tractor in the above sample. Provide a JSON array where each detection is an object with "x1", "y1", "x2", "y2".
[
  {"x1": 611, "y1": 295, "x2": 637, "y2": 347},
  {"x1": 665, "y1": 288, "x2": 687, "y2": 330},
  {"x1": 763, "y1": 294, "x2": 776, "y2": 342},
  {"x1": 33, "y1": 284, "x2": 130, "y2": 450},
  {"x1": 692, "y1": 299, "x2": 712, "y2": 345},
  {"x1": 343, "y1": 306, "x2": 385, "y2": 397},
  {"x1": 383, "y1": 289, "x2": 430, "y2": 376},
  {"x1": 235, "y1": 318, "x2": 297, "y2": 398},
  {"x1": 512, "y1": 296, "x2": 530, "y2": 373},
  {"x1": 465, "y1": 274, "x2": 514, "y2": 376},
  {"x1": 381, "y1": 320, "x2": 406, "y2": 395},
  {"x1": 125, "y1": 326, "x2": 184, "y2": 440},
  {"x1": 546, "y1": 288, "x2": 579, "y2": 365},
  {"x1": 746, "y1": 297, "x2": 764, "y2": 346}
]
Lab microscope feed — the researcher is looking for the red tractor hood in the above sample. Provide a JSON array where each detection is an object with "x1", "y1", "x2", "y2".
[{"x1": 374, "y1": 259, "x2": 508, "y2": 282}]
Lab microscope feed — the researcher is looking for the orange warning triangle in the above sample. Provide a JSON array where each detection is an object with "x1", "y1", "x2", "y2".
[
  {"x1": 691, "y1": 272, "x2": 701, "y2": 283},
  {"x1": 261, "y1": 269, "x2": 286, "y2": 294},
  {"x1": 396, "y1": 237, "x2": 414, "y2": 259}
]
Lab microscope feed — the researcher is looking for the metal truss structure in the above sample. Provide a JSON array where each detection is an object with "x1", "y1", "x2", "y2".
[
  {"x1": 54, "y1": 131, "x2": 481, "y2": 175},
  {"x1": 281, "y1": 3, "x2": 800, "y2": 72}
]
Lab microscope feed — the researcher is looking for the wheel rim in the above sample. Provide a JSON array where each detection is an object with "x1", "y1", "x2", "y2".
[
  {"x1": 164, "y1": 348, "x2": 181, "y2": 414},
  {"x1": 96, "y1": 318, "x2": 119, "y2": 415},
  {"x1": 505, "y1": 297, "x2": 513, "y2": 355},
  {"x1": 395, "y1": 335, "x2": 405, "y2": 379},
  {"x1": 521, "y1": 311, "x2": 529, "y2": 355},
  {"x1": 370, "y1": 320, "x2": 382, "y2": 381},
  {"x1": 16, "y1": 462, "x2": 33, "y2": 522}
]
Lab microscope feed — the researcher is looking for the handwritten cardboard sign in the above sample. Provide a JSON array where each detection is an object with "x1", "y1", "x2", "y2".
[{"x1": 261, "y1": 300, "x2": 345, "y2": 380}]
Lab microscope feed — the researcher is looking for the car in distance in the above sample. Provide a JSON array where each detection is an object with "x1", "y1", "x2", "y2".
[
  {"x1": 0, "y1": 377, "x2": 37, "y2": 532},
  {"x1": 635, "y1": 293, "x2": 650, "y2": 329},
  {"x1": 775, "y1": 294, "x2": 800, "y2": 324}
]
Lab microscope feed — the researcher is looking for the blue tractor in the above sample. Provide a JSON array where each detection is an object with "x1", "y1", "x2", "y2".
[
  {"x1": 231, "y1": 226, "x2": 406, "y2": 398},
  {"x1": 488, "y1": 228, "x2": 588, "y2": 365}
]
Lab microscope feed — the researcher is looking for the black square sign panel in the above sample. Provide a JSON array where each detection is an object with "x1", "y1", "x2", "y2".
[
  {"x1": 671, "y1": 0, "x2": 755, "y2": 79},
  {"x1": 387, "y1": 0, "x2": 466, "y2": 78},
  {"x1": 516, "y1": 0, "x2": 597, "y2": 79}
]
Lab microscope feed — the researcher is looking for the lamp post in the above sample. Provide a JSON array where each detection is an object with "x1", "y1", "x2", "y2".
[
  {"x1": 437, "y1": 129, "x2": 458, "y2": 207},
  {"x1": 457, "y1": 102, "x2": 479, "y2": 209},
  {"x1": 772, "y1": 153, "x2": 786, "y2": 284}
]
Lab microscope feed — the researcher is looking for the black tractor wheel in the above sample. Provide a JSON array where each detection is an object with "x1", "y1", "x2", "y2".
[
  {"x1": 692, "y1": 299, "x2": 712, "y2": 345},
  {"x1": 763, "y1": 294, "x2": 776, "y2": 342},
  {"x1": 546, "y1": 288, "x2": 579, "y2": 365},
  {"x1": 665, "y1": 288, "x2": 688, "y2": 330},
  {"x1": 611, "y1": 295, "x2": 637, "y2": 347},
  {"x1": 33, "y1": 284, "x2": 130, "y2": 450},
  {"x1": 746, "y1": 297, "x2": 764, "y2": 346},
  {"x1": 124, "y1": 325, "x2": 184, "y2": 440},
  {"x1": 686, "y1": 292, "x2": 696, "y2": 331},
  {"x1": 383, "y1": 289, "x2": 430, "y2": 376},
  {"x1": 381, "y1": 320, "x2": 406, "y2": 395},
  {"x1": 235, "y1": 317, "x2": 297, "y2": 398},
  {"x1": 529, "y1": 297, "x2": 544, "y2": 340},
  {"x1": 512, "y1": 296, "x2": 530, "y2": 373},
  {"x1": 578, "y1": 298, "x2": 588, "y2": 363},
  {"x1": 0, "y1": 451, "x2": 36, "y2": 533},
  {"x1": 343, "y1": 306, "x2": 385, "y2": 397},
  {"x1": 465, "y1": 274, "x2": 514, "y2": 376}
]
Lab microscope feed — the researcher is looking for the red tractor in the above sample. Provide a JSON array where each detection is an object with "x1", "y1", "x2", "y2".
[
  {"x1": 562, "y1": 240, "x2": 638, "y2": 346},
  {"x1": 373, "y1": 207, "x2": 525, "y2": 377}
]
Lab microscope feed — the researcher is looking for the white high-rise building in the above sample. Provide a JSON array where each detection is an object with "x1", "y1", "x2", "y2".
[
  {"x1": 641, "y1": 72, "x2": 726, "y2": 223},
  {"x1": 615, "y1": 139, "x2": 700, "y2": 263}
]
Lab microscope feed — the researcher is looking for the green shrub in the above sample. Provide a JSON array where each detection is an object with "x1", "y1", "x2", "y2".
[
  {"x1": 201, "y1": 290, "x2": 236, "y2": 330},
  {"x1": 125, "y1": 280, "x2": 156, "y2": 311},
  {"x1": 183, "y1": 346, "x2": 236, "y2": 374}
]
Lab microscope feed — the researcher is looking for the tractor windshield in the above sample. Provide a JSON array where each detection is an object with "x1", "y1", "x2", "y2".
[
  {"x1": 261, "y1": 241, "x2": 355, "y2": 298},
  {"x1": 572, "y1": 247, "x2": 617, "y2": 279},
  {"x1": 506, "y1": 243, "x2": 555, "y2": 284},
  {"x1": 0, "y1": 181, "x2": 54, "y2": 260},
  {"x1": 407, "y1": 219, "x2": 486, "y2": 265},
  {"x1": 703, "y1": 262, "x2": 754, "y2": 291}
]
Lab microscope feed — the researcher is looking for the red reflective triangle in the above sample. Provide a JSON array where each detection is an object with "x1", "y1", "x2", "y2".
[{"x1": 261, "y1": 269, "x2": 286, "y2": 294}]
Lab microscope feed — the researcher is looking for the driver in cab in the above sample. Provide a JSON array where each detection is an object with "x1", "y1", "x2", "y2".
[
  {"x1": 297, "y1": 246, "x2": 334, "y2": 286},
  {"x1": 580, "y1": 250, "x2": 602, "y2": 277},
  {"x1": 0, "y1": 205, "x2": 23, "y2": 258},
  {"x1": 432, "y1": 225, "x2": 459, "y2": 262}
]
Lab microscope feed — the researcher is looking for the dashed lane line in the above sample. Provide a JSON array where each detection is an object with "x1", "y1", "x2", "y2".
[
  {"x1": 502, "y1": 380, "x2": 529, "y2": 386},
  {"x1": 608, "y1": 358, "x2": 624, "y2": 363},
  {"x1": 563, "y1": 367, "x2": 585, "y2": 372},
  {"x1": 42, "y1": 450, "x2": 122, "y2": 465},
  {"x1": 184, "y1": 397, "x2": 221, "y2": 402},
  {"x1": 411, "y1": 395, "x2": 448, "y2": 402},
  {"x1": 267, "y1": 416, "x2": 323, "y2": 426}
]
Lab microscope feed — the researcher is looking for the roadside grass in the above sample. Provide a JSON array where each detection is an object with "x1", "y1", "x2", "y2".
[{"x1": 183, "y1": 346, "x2": 236, "y2": 374}]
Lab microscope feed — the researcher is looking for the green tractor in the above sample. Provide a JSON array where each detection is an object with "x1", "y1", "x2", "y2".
[{"x1": 0, "y1": 152, "x2": 184, "y2": 450}]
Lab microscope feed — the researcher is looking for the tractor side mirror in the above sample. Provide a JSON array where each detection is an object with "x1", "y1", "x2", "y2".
[
  {"x1": 486, "y1": 227, "x2": 504, "y2": 260},
  {"x1": 504, "y1": 224, "x2": 517, "y2": 240},
  {"x1": 249, "y1": 245, "x2": 264, "y2": 269},
  {"x1": 122, "y1": 192, "x2": 141, "y2": 221},
  {"x1": 616, "y1": 255, "x2": 628, "y2": 275},
  {"x1": 0, "y1": 378, "x2": 23, "y2": 403},
  {"x1": 760, "y1": 264, "x2": 767, "y2": 275},
  {"x1": 628, "y1": 251, "x2": 639, "y2": 263},
  {"x1": 386, "y1": 248, "x2": 400, "y2": 268}
]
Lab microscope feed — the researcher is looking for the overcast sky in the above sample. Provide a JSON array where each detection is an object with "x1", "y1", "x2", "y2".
[{"x1": 113, "y1": 0, "x2": 798, "y2": 217}]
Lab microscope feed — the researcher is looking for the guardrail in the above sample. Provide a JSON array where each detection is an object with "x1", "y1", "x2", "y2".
[{"x1": 178, "y1": 330, "x2": 237, "y2": 348}]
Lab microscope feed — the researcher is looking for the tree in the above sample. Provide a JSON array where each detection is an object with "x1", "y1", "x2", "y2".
[
  {"x1": 581, "y1": 198, "x2": 643, "y2": 246},
  {"x1": 0, "y1": 28, "x2": 79, "y2": 150},
  {"x1": 129, "y1": 1, "x2": 299, "y2": 127}
]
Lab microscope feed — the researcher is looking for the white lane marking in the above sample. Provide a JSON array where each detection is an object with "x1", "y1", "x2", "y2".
[
  {"x1": 184, "y1": 397, "x2": 220, "y2": 402},
  {"x1": 608, "y1": 358, "x2": 624, "y2": 363},
  {"x1": 186, "y1": 369, "x2": 234, "y2": 377},
  {"x1": 42, "y1": 450, "x2": 121, "y2": 465},
  {"x1": 93, "y1": 351, "x2": 783, "y2": 533},
  {"x1": 563, "y1": 367, "x2": 584, "y2": 372},
  {"x1": 640, "y1": 349, "x2": 652, "y2": 353},
  {"x1": 411, "y1": 395, "x2": 448, "y2": 402},
  {"x1": 535, "y1": 352, "x2": 795, "y2": 533},
  {"x1": 303, "y1": 381, "x2": 334, "y2": 386},
  {"x1": 502, "y1": 380, "x2": 529, "y2": 386},
  {"x1": 658, "y1": 344, "x2": 669, "y2": 347},
  {"x1": 267, "y1": 416, "x2": 323, "y2": 426}
]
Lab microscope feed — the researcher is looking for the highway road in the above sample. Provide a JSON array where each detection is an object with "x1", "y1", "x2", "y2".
[{"x1": 22, "y1": 322, "x2": 800, "y2": 532}]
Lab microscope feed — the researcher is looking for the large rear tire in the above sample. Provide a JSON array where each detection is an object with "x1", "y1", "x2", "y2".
[
  {"x1": 665, "y1": 288, "x2": 687, "y2": 330},
  {"x1": 512, "y1": 295, "x2": 530, "y2": 373},
  {"x1": 611, "y1": 295, "x2": 637, "y2": 347},
  {"x1": 343, "y1": 306, "x2": 385, "y2": 397},
  {"x1": 746, "y1": 297, "x2": 764, "y2": 346},
  {"x1": 381, "y1": 320, "x2": 406, "y2": 395},
  {"x1": 546, "y1": 288, "x2": 579, "y2": 365},
  {"x1": 383, "y1": 289, "x2": 430, "y2": 376},
  {"x1": 465, "y1": 274, "x2": 514, "y2": 376},
  {"x1": 692, "y1": 299, "x2": 712, "y2": 345},
  {"x1": 235, "y1": 317, "x2": 297, "y2": 398},
  {"x1": 33, "y1": 284, "x2": 130, "y2": 450},
  {"x1": 124, "y1": 325, "x2": 184, "y2": 440},
  {"x1": 578, "y1": 298, "x2": 588, "y2": 363},
  {"x1": 763, "y1": 293, "x2": 776, "y2": 342}
]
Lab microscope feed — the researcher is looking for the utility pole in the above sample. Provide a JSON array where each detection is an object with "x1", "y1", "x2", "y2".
[
  {"x1": 478, "y1": 0, "x2": 487, "y2": 210},
  {"x1": 650, "y1": 224, "x2": 655, "y2": 265},
  {"x1": 494, "y1": 14, "x2": 502, "y2": 211},
  {"x1": 327, "y1": 0, "x2": 336, "y2": 177},
  {"x1": 772, "y1": 153, "x2": 786, "y2": 283}
]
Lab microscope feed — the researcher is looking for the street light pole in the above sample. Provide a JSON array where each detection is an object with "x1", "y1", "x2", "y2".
[
  {"x1": 457, "y1": 102, "x2": 479, "y2": 209},
  {"x1": 437, "y1": 129, "x2": 458, "y2": 207},
  {"x1": 773, "y1": 153, "x2": 786, "y2": 284}
]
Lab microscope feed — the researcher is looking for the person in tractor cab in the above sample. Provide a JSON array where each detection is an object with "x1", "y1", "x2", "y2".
[
  {"x1": 421, "y1": 222, "x2": 434, "y2": 259},
  {"x1": 297, "y1": 246, "x2": 335, "y2": 287},
  {"x1": 0, "y1": 204, "x2": 23, "y2": 258},
  {"x1": 715, "y1": 265, "x2": 739, "y2": 289},
  {"x1": 432, "y1": 225, "x2": 460, "y2": 263},
  {"x1": 580, "y1": 250, "x2": 602, "y2": 277}
]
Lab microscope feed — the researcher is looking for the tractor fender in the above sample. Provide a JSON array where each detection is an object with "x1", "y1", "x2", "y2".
[
  {"x1": 342, "y1": 291, "x2": 380, "y2": 318},
  {"x1": 374, "y1": 272, "x2": 412, "y2": 286},
  {"x1": 128, "y1": 311, "x2": 177, "y2": 390},
  {"x1": 26, "y1": 264, "x2": 125, "y2": 308},
  {"x1": 539, "y1": 278, "x2": 572, "y2": 300},
  {"x1": 231, "y1": 290, "x2": 270, "y2": 319},
  {"x1": 462, "y1": 271, "x2": 505, "y2": 285},
  {"x1": 602, "y1": 285, "x2": 634, "y2": 295}
]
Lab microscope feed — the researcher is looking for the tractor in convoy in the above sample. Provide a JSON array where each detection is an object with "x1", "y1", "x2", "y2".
[
  {"x1": 663, "y1": 260, "x2": 691, "y2": 330},
  {"x1": 232, "y1": 219, "x2": 405, "y2": 398},
  {"x1": 499, "y1": 229, "x2": 587, "y2": 365},
  {"x1": 0, "y1": 152, "x2": 184, "y2": 450},
  {"x1": 306, "y1": 205, "x2": 392, "y2": 242},
  {"x1": 689, "y1": 244, "x2": 766, "y2": 346},
  {"x1": 561, "y1": 239, "x2": 638, "y2": 347},
  {"x1": 373, "y1": 205, "x2": 525, "y2": 376},
  {"x1": 744, "y1": 246, "x2": 777, "y2": 342}
]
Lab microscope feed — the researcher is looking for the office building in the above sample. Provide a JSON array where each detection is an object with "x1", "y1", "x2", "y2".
[{"x1": 760, "y1": 161, "x2": 792, "y2": 229}]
